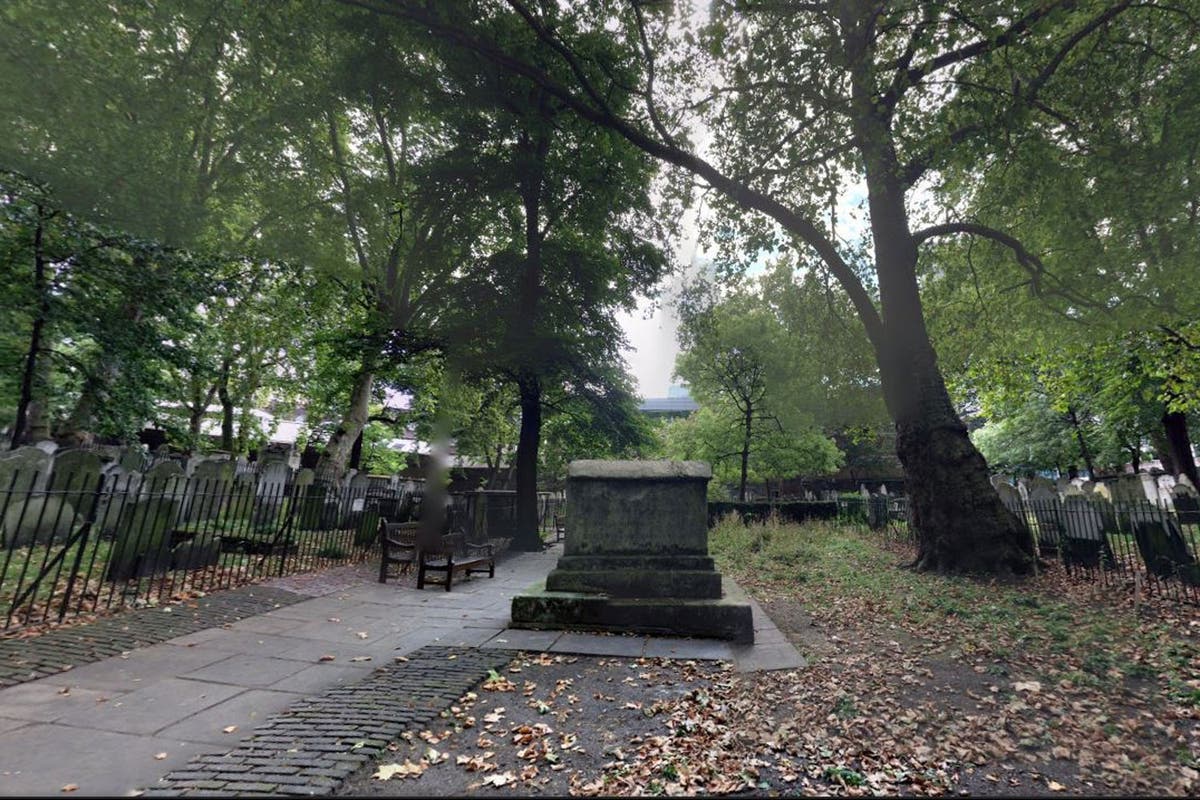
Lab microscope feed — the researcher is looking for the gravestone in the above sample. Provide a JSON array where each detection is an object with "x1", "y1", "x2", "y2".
[
  {"x1": 118, "y1": 447, "x2": 145, "y2": 473},
  {"x1": 0, "y1": 446, "x2": 52, "y2": 494},
  {"x1": 1061, "y1": 496, "x2": 1116, "y2": 569},
  {"x1": 106, "y1": 497, "x2": 178, "y2": 580},
  {"x1": 1173, "y1": 483, "x2": 1200, "y2": 525},
  {"x1": 293, "y1": 468, "x2": 328, "y2": 529},
  {"x1": 188, "y1": 459, "x2": 235, "y2": 521},
  {"x1": 171, "y1": 536, "x2": 222, "y2": 571},
  {"x1": 510, "y1": 460, "x2": 754, "y2": 642},
  {"x1": 254, "y1": 459, "x2": 290, "y2": 525},
  {"x1": 1029, "y1": 487, "x2": 1063, "y2": 552},
  {"x1": 33, "y1": 440, "x2": 58, "y2": 456},
  {"x1": 48, "y1": 449, "x2": 103, "y2": 510},
  {"x1": 2, "y1": 495, "x2": 80, "y2": 547},
  {"x1": 1126, "y1": 507, "x2": 1199, "y2": 585},
  {"x1": 995, "y1": 482, "x2": 1022, "y2": 513}
]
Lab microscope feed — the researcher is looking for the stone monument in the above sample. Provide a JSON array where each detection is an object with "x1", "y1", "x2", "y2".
[{"x1": 509, "y1": 459, "x2": 754, "y2": 642}]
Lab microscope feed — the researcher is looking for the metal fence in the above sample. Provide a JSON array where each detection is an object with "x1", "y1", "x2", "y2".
[
  {"x1": 0, "y1": 471, "x2": 422, "y2": 632},
  {"x1": 1005, "y1": 496, "x2": 1200, "y2": 605},
  {"x1": 715, "y1": 494, "x2": 1200, "y2": 606}
]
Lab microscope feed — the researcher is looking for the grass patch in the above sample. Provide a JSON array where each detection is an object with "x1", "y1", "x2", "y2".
[{"x1": 708, "y1": 516, "x2": 1198, "y2": 694}]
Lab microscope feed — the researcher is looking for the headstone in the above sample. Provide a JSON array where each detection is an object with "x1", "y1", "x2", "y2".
[
  {"x1": 1016, "y1": 479, "x2": 1031, "y2": 502},
  {"x1": 1092, "y1": 482, "x2": 1113, "y2": 503},
  {"x1": 877, "y1": 484, "x2": 889, "y2": 496},
  {"x1": 989, "y1": 474, "x2": 1007, "y2": 491},
  {"x1": 118, "y1": 448, "x2": 145, "y2": 473},
  {"x1": 1, "y1": 495, "x2": 80, "y2": 547},
  {"x1": 1172, "y1": 482, "x2": 1200, "y2": 525},
  {"x1": 1055, "y1": 477, "x2": 1073, "y2": 494},
  {"x1": 511, "y1": 460, "x2": 754, "y2": 642},
  {"x1": 1061, "y1": 496, "x2": 1116, "y2": 569},
  {"x1": 33, "y1": 440, "x2": 58, "y2": 456},
  {"x1": 254, "y1": 460, "x2": 290, "y2": 525},
  {"x1": 1029, "y1": 487, "x2": 1063, "y2": 552},
  {"x1": 171, "y1": 536, "x2": 222, "y2": 572},
  {"x1": 48, "y1": 449, "x2": 103, "y2": 509},
  {"x1": 188, "y1": 459, "x2": 235, "y2": 521},
  {"x1": 1126, "y1": 506, "x2": 1199, "y2": 585},
  {"x1": 995, "y1": 482, "x2": 1022, "y2": 512},
  {"x1": 0, "y1": 446, "x2": 52, "y2": 494},
  {"x1": 106, "y1": 497, "x2": 177, "y2": 581}
]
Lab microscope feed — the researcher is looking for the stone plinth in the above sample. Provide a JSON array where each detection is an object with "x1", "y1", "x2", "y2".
[{"x1": 510, "y1": 459, "x2": 753, "y2": 642}]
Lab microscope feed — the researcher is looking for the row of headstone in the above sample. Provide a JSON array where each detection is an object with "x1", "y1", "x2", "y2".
[
  {"x1": 0, "y1": 442, "x2": 423, "y2": 551},
  {"x1": 991, "y1": 471, "x2": 1198, "y2": 581}
]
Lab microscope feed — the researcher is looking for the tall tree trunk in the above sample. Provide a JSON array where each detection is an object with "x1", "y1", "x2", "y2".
[
  {"x1": 1067, "y1": 406, "x2": 1096, "y2": 477},
  {"x1": 188, "y1": 379, "x2": 218, "y2": 444},
  {"x1": 1162, "y1": 410, "x2": 1199, "y2": 488},
  {"x1": 1149, "y1": 425, "x2": 1176, "y2": 475},
  {"x1": 13, "y1": 205, "x2": 50, "y2": 448},
  {"x1": 847, "y1": 50, "x2": 1033, "y2": 575},
  {"x1": 349, "y1": 429, "x2": 364, "y2": 471},
  {"x1": 218, "y1": 395, "x2": 234, "y2": 452},
  {"x1": 508, "y1": 123, "x2": 551, "y2": 552},
  {"x1": 739, "y1": 403, "x2": 752, "y2": 502},
  {"x1": 512, "y1": 372, "x2": 543, "y2": 551},
  {"x1": 318, "y1": 368, "x2": 373, "y2": 480}
]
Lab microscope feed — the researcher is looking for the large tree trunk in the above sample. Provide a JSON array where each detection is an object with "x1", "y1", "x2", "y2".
[
  {"x1": 1162, "y1": 410, "x2": 1199, "y2": 489},
  {"x1": 511, "y1": 372, "x2": 543, "y2": 551},
  {"x1": 739, "y1": 403, "x2": 752, "y2": 502},
  {"x1": 508, "y1": 123, "x2": 551, "y2": 552},
  {"x1": 217, "y1": 357, "x2": 235, "y2": 452},
  {"x1": 849, "y1": 55, "x2": 1033, "y2": 575},
  {"x1": 318, "y1": 368, "x2": 373, "y2": 480},
  {"x1": 1067, "y1": 407, "x2": 1096, "y2": 477},
  {"x1": 13, "y1": 206, "x2": 50, "y2": 448}
]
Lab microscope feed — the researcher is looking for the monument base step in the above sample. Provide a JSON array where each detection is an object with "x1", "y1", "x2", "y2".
[
  {"x1": 545, "y1": 568, "x2": 722, "y2": 598},
  {"x1": 509, "y1": 577, "x2": 754, "y2": 644}
]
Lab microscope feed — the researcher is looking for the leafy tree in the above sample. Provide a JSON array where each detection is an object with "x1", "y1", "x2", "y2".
[{"x1": 335, "y1": 0, "x2": 1183, "y2": 574}]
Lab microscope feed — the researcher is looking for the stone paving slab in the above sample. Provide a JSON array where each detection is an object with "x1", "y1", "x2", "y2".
[
  {"x1": 157, "y1": 689, "x2": 307, "y2": 744},
  {"x1": 0, "y1": 586, "x2": 307, "y2": 689},
  {"x1": 0, "y1": 721, "x2": 225, "y2": 797},
  {"x1": 53, "y1": 677, "x2": 246, "y2": 735}
]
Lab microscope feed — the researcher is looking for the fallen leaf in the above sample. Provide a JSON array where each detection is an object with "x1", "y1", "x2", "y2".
[
  {"x1": 61, "y1": 785, "x2": 78, "y2": 793},
  {"x1": 154, "y1": 753, "x2": 167, "y2": 760},
  {"x1": 349, "y1": 656, "x2": 372, "y2": 662},
  {"x1": 222, "y1": 725, "x2": 238, "y2": 734},
  {"x1": 1013, "y1": 680, "x2": 1042, "y2": 693},
  {"x1": 319, "y1": 654, "x2": 336, "y2": 662},
  {"x1": 481, "y1": 771, "x2": 516, "y2": 787},
  {"x1": 373, "y1": 761, "x2": 425, "y2": 780},
  {"x1": 1047, "y1": 780, "x2": 1067, "y2": 791},
  {"x1": 355, "y1": 632, "x2": 368, "y2": 639}
]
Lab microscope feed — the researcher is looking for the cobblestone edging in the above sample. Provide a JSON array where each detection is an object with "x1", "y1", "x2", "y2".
[
  {"x1": 142, "y1": 645, "x2": 510, "y2": 797},
  {"x1": 0, "y1": 586, "x2": 306, "y2": 688}
]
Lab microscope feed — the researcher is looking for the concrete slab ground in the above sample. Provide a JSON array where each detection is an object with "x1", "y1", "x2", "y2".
[{"x1": 0, "y1": 541, "x2": 802, "y2": 796}]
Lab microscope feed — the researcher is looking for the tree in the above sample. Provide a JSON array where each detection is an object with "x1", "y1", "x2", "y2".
[{"x1": 333, "y1": 0, "x2": 1179, "y2": 575}]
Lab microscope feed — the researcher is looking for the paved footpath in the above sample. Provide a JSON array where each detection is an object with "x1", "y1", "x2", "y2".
[{"x1": 0, "y1": 544, "x2": 802, "y2": 796}]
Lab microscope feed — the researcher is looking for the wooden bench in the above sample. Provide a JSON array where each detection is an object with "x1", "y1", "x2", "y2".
[
  {"x1": 417, "y1": 531, "x2": 495, "y2": 591},
  {"x1": 378, "y1": 521, "x2": 419, "y2": 583}
]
